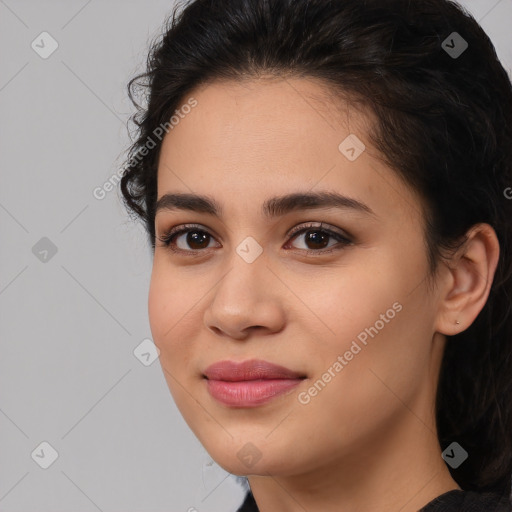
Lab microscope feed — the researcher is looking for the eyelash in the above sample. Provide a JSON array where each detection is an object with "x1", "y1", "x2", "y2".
[{"x1": 156, "y1": 222, "x2": 353, "y2": 256}]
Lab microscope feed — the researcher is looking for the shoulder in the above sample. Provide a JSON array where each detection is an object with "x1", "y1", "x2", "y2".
[{"x1": 419, "y1": 489, "x2": 511, "y2": 512}]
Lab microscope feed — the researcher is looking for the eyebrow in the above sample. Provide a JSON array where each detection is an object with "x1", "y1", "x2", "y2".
[{"x1": 154, "y1": 191, "x2": 376, "y2": 218}]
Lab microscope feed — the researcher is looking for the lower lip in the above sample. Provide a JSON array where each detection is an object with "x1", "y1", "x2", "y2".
[{"x1": 205, "y1": 378, "x2": 303, "y2": 407}]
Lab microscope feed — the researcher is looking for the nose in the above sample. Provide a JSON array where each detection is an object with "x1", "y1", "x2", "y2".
[{"x1": 203, "y1": 255, "x2": 286, "y2": 341}]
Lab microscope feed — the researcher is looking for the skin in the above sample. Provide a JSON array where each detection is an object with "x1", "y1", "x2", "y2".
[{"x1": 148, "y1": 77, "x2": 499, "y2": 512}]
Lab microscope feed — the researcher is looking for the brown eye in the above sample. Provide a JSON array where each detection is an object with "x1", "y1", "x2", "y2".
[
  {"x1": 157, "y1": 224, "x2": 218, "y2": 252},
  {"x1": 286, "y1": 223, "x2": 352, "y2": 254},
  {"x1": 182, "y1": 230, "x2": 211, "y2": 250},
  {"x1": 302, "y1": 230, "x2": 330, "y2": 250}
]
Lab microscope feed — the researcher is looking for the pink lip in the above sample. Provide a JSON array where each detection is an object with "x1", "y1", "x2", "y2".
[{"x1": 203, "y1": 359, "x2": 306, "y2": 407}]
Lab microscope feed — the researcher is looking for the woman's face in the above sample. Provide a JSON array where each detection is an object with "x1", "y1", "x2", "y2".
[{"x1": 148, "y1": 77, "x2": 444, "y2": 477}]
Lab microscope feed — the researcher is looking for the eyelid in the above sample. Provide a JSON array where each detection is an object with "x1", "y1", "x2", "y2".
[{"x1": 286, "y1": 221, "x2": 352, "y2": 241}]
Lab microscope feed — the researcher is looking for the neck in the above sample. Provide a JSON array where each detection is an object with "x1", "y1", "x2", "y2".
[{"x1": 247, "y1": 403, "x2": 460, "y2": 512}]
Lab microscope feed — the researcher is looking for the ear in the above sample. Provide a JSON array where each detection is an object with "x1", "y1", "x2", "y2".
[{"x1": 435, "y1": 223, "x2": 500, "y2": 336}]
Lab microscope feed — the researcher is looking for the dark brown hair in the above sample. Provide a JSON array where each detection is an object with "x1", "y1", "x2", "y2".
[{"x1": 120, "y1": 0, "x2": 512, "y2": 501}]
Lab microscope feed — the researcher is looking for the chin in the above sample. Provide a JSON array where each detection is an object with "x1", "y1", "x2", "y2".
[{"x1": 197, "y1": 431, "x2": 298, "y2": 477}]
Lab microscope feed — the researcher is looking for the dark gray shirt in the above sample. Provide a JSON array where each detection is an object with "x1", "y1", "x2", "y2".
[{"x1": 235, "y1": 489, "x2": 511, "y2": 511}]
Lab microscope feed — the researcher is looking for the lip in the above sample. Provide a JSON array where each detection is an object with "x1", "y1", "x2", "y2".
[
  {"x1": 203, "y1": 359, "x2": 306, "y2": 407},
  {"x1": 203, "y1": 359, "x2": 305, "y2": 381}
]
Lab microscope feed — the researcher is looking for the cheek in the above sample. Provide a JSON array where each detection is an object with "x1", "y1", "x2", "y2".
[
  {"x1": 310, "y1": 295, "x2": 431, "y2": 426},
  {"x1": 148, "y1": 260, "x2": 188, "y2": 340},
  {"x1": 148, "y1": 265, "x2": 186, "y2": 361},
  {"x1": 148, "y1": 263, "x2": 203, "y2": 376},
  {"x1": 148, "y1": 271, "x2": 198, "y2": 411},
  {"x1": 309, "y1": 265, "x2": 400, "y2": 344},
  {"x1": 147, "y1": 271, "x2": 169, "y2": 345},
  {"x1": 301, "y1": 259, "x2": 429, "y2": 402}
]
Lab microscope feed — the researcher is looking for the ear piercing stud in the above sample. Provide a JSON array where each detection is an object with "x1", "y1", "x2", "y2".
[{"x1": 455, "y1": 320, "x2": 460, "y2": 325}]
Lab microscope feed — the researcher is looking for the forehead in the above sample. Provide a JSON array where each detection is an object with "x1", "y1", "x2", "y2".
[
  {"x1": 156, "y1": 77, "x2": 424, "y2": 227},
  {"x1": 166, "y1": 76, "x2": 372, "y2": 149}
]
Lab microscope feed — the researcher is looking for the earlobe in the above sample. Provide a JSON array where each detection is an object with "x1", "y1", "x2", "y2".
[{"x1": 435, "y1": 223, "x2": 500, "y2": 336}]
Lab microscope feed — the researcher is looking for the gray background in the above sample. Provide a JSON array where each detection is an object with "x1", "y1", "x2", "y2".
[{"x1": 0, "y1": 1, "x2": 511, "y2": 511}]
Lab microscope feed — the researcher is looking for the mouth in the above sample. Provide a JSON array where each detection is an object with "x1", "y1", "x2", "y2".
[
  {"x1": 203, "y1": 358, "x2": 307, "y2": 381},
  {"x1": 203, "y1": 359, "x2": 307, "y2": 407}
]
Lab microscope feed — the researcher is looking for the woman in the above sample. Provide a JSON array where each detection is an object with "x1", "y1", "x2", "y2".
[{"x1": 120, "y1": 0, "x2": 512, "y2": 510}]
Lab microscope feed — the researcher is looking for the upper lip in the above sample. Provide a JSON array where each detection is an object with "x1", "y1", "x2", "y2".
[{"x1": 203, "y1": 359, "x2": 306, "y2": 381}]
